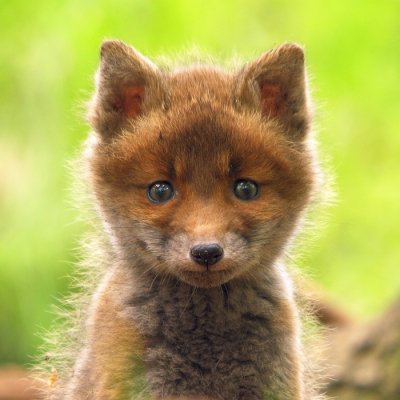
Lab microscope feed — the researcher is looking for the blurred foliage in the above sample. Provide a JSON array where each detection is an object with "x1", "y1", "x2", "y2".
[{"x1": 0, "y1": 0, "x2": 399, "y2": 366}]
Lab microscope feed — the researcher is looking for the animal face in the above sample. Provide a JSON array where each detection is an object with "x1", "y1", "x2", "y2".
[{"x1": 86, "y1": 42, "x2": 315, "y2": 287}]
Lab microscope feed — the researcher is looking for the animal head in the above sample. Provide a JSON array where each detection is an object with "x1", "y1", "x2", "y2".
[{"x1": 85, "y1": 41, "x2": 315, "y2": 287}]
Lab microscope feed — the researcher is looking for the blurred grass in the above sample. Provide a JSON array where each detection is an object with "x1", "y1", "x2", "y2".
[{"x1": 1, "y1": 0, "x2": 399, "y2": 366}]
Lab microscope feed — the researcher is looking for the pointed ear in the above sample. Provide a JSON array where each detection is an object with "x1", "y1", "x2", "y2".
[
  {"x1": 235, "y1": 44, "x2": 311, "y2": 140},
  {"x1": 88, "y1": 40, "x2": 166, "y2": 139}
]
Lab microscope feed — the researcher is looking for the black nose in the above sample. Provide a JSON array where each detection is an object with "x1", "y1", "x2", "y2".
[{"x1": 190, "y1": 244, "x2": 224, "y2": 267}]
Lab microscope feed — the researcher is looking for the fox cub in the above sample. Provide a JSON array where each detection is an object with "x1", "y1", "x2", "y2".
[{"x1": 54, "y1": 41, "x2": 323, "y2": 400}]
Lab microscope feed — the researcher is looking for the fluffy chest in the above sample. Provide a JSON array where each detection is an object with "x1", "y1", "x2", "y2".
[{"x1": 126, "y1": 279, "x2": 289, "y2": 399}]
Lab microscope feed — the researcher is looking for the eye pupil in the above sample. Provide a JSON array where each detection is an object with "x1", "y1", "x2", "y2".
[
  {"x1": 148, "y1": 182, "x2": 173, "y2": 203},
  {"x1": 234, "y1": 180, "x2": 259, "y2": 200}
]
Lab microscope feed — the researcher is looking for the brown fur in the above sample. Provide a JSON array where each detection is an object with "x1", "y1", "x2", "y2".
[{"x1": 46, "y1": 41, "x2": 325, "y2": 400}]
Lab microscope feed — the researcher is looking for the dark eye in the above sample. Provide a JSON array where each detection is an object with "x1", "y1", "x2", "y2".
[
  {"x1": 233, "y1": 179, "x2": 259, "y2": 201},
  {"x1": 148, "y1": 181, "x2": 174, "y2": 203}
]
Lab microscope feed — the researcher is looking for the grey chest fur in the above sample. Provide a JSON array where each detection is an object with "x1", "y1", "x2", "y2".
[{"x1": 127, "y1": 278, "x2": 292, "y2": 399}]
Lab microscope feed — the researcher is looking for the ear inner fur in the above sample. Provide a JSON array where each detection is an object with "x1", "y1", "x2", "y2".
[
  {"x1": 112, "y1": 85, "x2": 145, "y2": 118},
  {"x1": 258, "y1": 81, "x2": 288, "y2": 118}
]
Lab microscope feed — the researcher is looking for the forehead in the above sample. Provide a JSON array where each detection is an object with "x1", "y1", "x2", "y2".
[{"x1": 107, "y1": 114, "x2": 284, "y2": 199}]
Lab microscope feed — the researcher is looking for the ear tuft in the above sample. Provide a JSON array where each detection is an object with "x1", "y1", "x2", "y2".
[
  {"x1": 89, "y1": 41, "x2": 165, "y2": 140},
  {"x1": 235, "y1": 43, "x2": 310, "y2": 140}
]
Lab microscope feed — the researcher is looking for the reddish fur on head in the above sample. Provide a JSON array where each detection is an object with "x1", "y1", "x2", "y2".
[{"x1": 86, "y1": 41, "x2": 314, "y2": 288}]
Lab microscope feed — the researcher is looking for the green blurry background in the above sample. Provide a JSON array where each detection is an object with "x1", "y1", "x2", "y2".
[{"x1": 1, "y1": 0, "x2": 399, "y2": 367}]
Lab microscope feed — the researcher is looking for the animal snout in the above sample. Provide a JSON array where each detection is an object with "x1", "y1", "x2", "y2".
[{"x1": 190, "y1": 244, "x2": 224, "y2": 267}]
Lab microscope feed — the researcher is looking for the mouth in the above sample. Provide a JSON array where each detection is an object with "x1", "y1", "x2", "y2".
[{"x1": 178, "y1": 268, "x2": 234, "y2": 288}]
